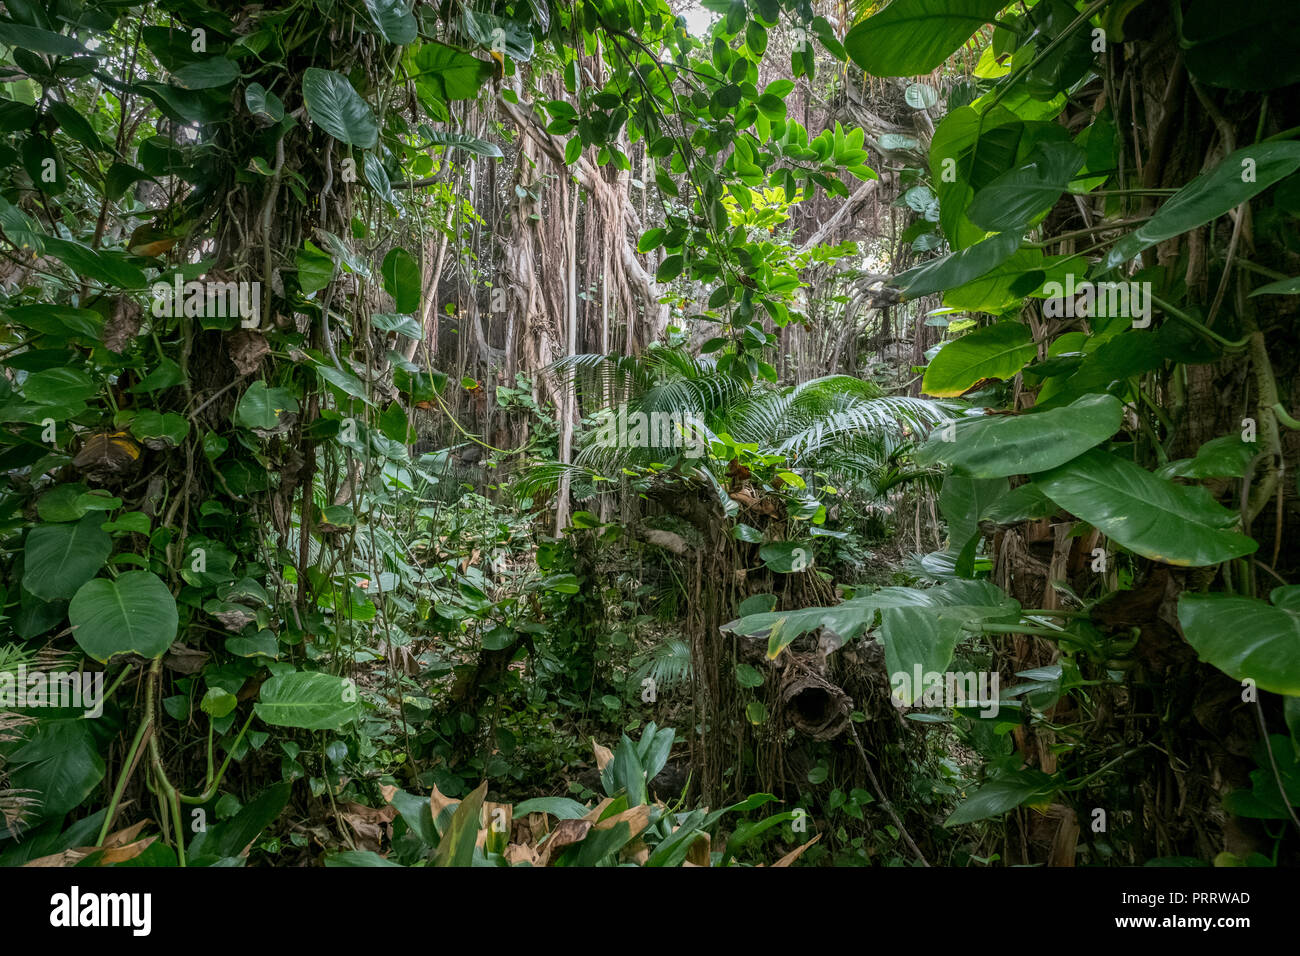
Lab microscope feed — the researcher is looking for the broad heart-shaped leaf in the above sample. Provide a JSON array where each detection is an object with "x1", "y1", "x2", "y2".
[
  {"x1": 922, "y1": 320, "x2": 1036, "y2": 397},
  {"x1": 896, "y1": 231, "x2": 1022, "y2": 301},
  {"x1": 1177, "y1": 589, "x2": 1300, "y2": 695},
  {"x1": 1107, "y1": 142, "x2": 1300, "y2": 267},
  {"x1": 302, "y1": 68, "x2": 378, "y2": 148},
  {"x1": 234, "y1": 381, "x2": 300, "y2": 430},
  {"x1": 69, "y1": 571, "x2": 178, "y2": 662},
  {"x1": 945, "y1": 770, "x2": 1057, "y2": 826},
  {"x1": 254, "y1": 671, "x2": 361, "y2": 730},
  {"x1": 365, "y1": 0, "x2": 417, "y2": 45},
  {"x1": 1037, "y1": 448, "x2": 1258, "y2": 567},
  {"x1": 916, "y1": 394, "x2": 1124, "y2": 477},
  {"x1": 966, "y1": 141, "x2": 1086, "y2": 232},
  {"x1": 381, "y1": 247, "x2": 421, "y2": 313},
  {"x1": 6, "y1": 719, "x2": 105, "y2": 820},
  {"x1": 23, "y1": 515, "x2": 112, "y2": 601},
  {"x1": 408, "y1": 42, "x2": 493, "y2": 104},
  {"x1": 244, "y1": 83, "x2": 284, "y2": 122},
  {"x1": 844, "y1": 0, "x2": 1007, "y2": 76}
]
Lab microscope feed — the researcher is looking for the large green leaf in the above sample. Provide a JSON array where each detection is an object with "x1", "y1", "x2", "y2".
[
  {"x1": 1107, "y1": 143, "x2": 1300, "y2": 267},
  {"x1": 945, "y1": 770, "x2": 1056, "y2": 826},
  {"x1": 1036, "y1": 448, "x2": 1257, "y2": 566},
  {"x1": 844, "y1": 0, "x2": 1008, "y2": 77},
  {"x1": 6, "y1": 719, "x2": 105, "y2": 819},
  {"x1": 922, "y1": 321, "x2": 1036, "y2": 397},
  {"x1": 68, "y1": 571, "x2": 178, "y2": 662},
  {"x1": 254, "y1": 671, "x2": 361, "y2": 730},
  {"x1": 381, "y1": 247, "x2": 421, "y2": 313},
  {"x1": 302, "y1": 68, "x2": 379, "y2": 148},
  {"x1": 966, "y1": 142, "x2": 1085, "y2": 232},
  {"x1": 896, "y1": 231, "x2": 1022, "y2": 301},
  {"x1": 365, "y1": 0, "x2": 417, "y2": 44},
  {"x1": 409, "y1": 42, "x2": 493, "y2": 104},
  {"x1": 1178, "y1": 588, "x2": 1300, "y2": 695},
  {"x1": 916, "y1": 394, "x2": 1123, "y2": 477},
  {"x1": 22, "y1": 515, "x2": 112, "y2": 601},
  {"x1": 0, "y1": 22, "x2": 92, "y2": 56},
  {"x1": 234, "y1": 381, "x2": 300, "y2": 431}
]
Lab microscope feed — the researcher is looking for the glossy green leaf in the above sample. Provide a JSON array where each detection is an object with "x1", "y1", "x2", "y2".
[
  {"x1": 302, "y1": 68, "x2": 379, "y2": 148},
  {"x1": 945, "y1": 771, "x2": 1056, "y2": 826},
  {"x1": 254, "y1": 671, "x2": 362, "y2": 730},
  {"x1": 1177, "y1": 589, "x2": 1300, "y2": 695},
  {"x1": 1037, "y1": 448, "x2": 1258, "y2": 566},
  {"x1": 844, "y1": 0, "x2": 1007, "y2": 76},
  {"x1": 69, "y1": 571, "x2": 178, "y2": 662},
  {"x1": 366, "y1": 0, "x2": 418, "y2": 44},
  {"x1": 1107, "y1": 143, "x2": 1300, "y2": 268},
  {"x1": 922, "y1": 321, "x2": 1036, "y2": 397},
  {"x1": 966, "y1": 142, "x2": 1085, "y2": 232},
  {"x1": 381, "y1": 247, "x2": 421, "y2": 313},
  {"x1": 23, "y1": 515, "x2": 112, "y2": 601},
  {"x1": 916, "y1": 394, "x2": 1123, "y2": 477},
  {"x1": 896, "y1": 231, "x2": 1022, "y2": 301}
]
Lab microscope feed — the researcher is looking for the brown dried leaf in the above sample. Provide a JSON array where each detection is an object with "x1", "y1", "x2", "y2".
[
  {"x1": 539, "y1": 818, "x2": 591, "y2": 866},
  {"x1": 227, "y1": 329, "x2": 270, "y2": 376},
  {"x1": 164, "y1": 642, "x2": 208, "y2": 674},
  {"x1": 770, "y1": 833, "x2": 821, "y2": 867}
]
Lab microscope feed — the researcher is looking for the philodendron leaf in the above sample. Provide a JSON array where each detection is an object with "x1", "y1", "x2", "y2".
[
  {"x1": 945, "y1": 770, "x2": 1057, "y2": 826},
  {"x1": 895, "y1": 231, "x2": 1022, "y2": 301},
  {"x1": 966, "y1": 142, "x2": 1086, "y2": 232},
  {"x1": 1178, "y1": 587, "x2": 1300, "y2": 695},
  {"x1": 915, "y1": 393, "x2": 1124, "y2": 477},
  {"x1": 69, "y1": 571, "x2": 178, "y2": 662},
  {"x1": 365, "y1": 0, "x2": 417, "y2": 45},
  {"x1": 254, "y1": 671, "x2": 361, "y2": 730},
  {"x1": 844, "y1": 0, "x2": 1008, "y2": 76},
  {"x1": 302, "y1": 68, "x2": 379, "y2": 147},
  {"x1": 1107, "y1": 142, "x2": 1300, "y2": 268},
  {"x1": 23, "y1": 515, "x2": 113, "y2": 601},
  {"x1": 1037, "y1": 448, "x2": 1257, "y2": 566},
  {"x1": 922, "y1": 321, "x2": 1036, "y2": 397}
]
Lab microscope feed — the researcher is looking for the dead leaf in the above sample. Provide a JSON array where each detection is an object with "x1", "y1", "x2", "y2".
[
  {"x1": 686, "y1": 831, "x2": 711, "y2": 867},
  {"x1": 592, "y1": 739, "x2": 614, "y2": 771},
  {"x1": 539, "y1": 818, "x2": 592, "y2": 866},
  {"x1": 770, "y1": 833, "x2": 821, "y2": 867},
  {"x1": 592, "y1": 804, "x2": 651, "y2": 841},
  {"x1": 164, "y1": 642, "x2": 208, "y2": 674},
  {"x1": 227, "y1": 330, "x2": 270, "y2": 376},
  {"x1": 504, "y1": 842, "x2": 541, "y2": 866}
]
